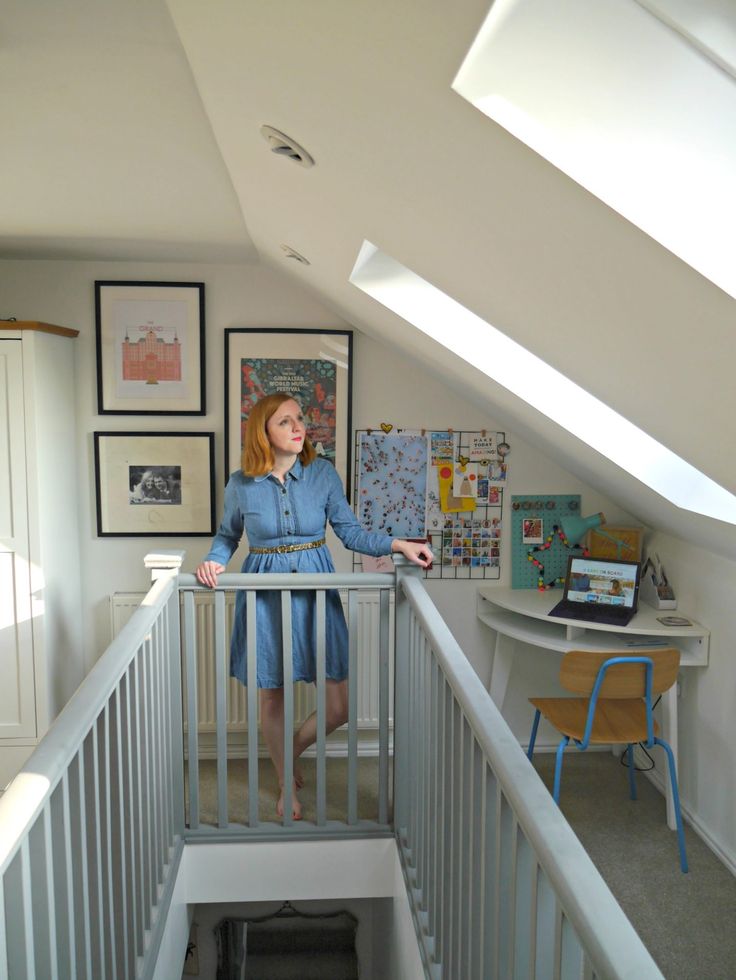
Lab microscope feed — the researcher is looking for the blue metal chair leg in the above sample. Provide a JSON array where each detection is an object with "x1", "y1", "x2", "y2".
[
  {"x1": 654, "y1": 736, "x2": 689, "y2": 873},
  {"x1": 552, "y1": 736, "x2": 570, "y2": 804},
  {"x1": 627, "y1": 743, "x2": 637, "y2": 800},
  {"x1": 528, "y1": 709, "x2": 541, "y2": 760}
]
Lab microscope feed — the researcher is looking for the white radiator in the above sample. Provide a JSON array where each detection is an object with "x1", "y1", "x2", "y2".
[{"x1": 110, "y1": 589, "x2": 394, "y2": 732}]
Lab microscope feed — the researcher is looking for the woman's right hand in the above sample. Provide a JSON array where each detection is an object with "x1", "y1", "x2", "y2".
[{"x1": 196, "y1": 561, "x2": 226, "y2": 587}]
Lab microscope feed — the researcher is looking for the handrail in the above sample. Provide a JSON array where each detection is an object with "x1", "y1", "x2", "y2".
[
  {"x1": 0, "y1": 568, "x2": 185, "y2": 980},
  {"x1": 176, "y1": 571, "x2": 395, "y2": 589},
  {"x1": 0, "y1": 572, "x2": 176, "y2": 871},
  {"x1": 400, "y1": 573, "x2": 662, "y2": 978}
]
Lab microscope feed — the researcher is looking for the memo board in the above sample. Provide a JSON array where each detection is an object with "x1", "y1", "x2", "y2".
[
  {"x1": 511, "y1": 494, "x2": 582, "y2": 589},
  {"x1": 352, "y1": 427, "x2": 508, "y2": 579}
]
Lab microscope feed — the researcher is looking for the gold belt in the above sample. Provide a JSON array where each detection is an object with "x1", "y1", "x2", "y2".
[{"x1": 249, "y1": 538, "x2": 326, "y2": 555}]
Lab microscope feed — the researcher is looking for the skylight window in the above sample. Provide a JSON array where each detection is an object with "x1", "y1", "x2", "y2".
[
  {"x1": 451, "y1": 0, "x2": 736, "y2": 301},
  {"x1": 350, "y1": 242, "x2": 736, "y2": 525}
]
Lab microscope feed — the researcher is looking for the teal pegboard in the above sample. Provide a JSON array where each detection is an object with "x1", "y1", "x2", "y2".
[{"x1": 511, "y1": 494, "x2": 582, "y2": 589}]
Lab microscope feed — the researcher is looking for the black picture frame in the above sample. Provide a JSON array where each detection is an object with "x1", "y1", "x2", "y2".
[
  {"x1": 224, "y1": 328, "x2": 354, "y2": 495},
  {"x1": 94, "y1": 431, "x2": 216, "y2": 536},
  {"x1": 95, "y1": 280, "x2": 206, "y2": 415}
]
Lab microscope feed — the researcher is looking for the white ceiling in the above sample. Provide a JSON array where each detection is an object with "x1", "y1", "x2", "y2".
[
  {"x1": 2, "y1": 0, "x2": 735, "y2": 557},
  {"x1": 0, "y1": 0, "x2": 254, "y2": 261}
]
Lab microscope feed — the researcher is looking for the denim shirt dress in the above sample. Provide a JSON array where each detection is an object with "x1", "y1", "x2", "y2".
[{"x1": 204, "y1": 458, "x2": 393, "y2": 688}]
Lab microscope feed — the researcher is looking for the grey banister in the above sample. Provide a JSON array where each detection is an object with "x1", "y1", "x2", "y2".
[
  {"x1": 392, "y1": 558, "x2": 424, "y2": 835},
  {"x1": 176, "y1": 571, "x2": 395, "y2": 589},
  {"x1": 0, "y1": 573, "x2": 176, "y2": 871},
  {"x1": 399, "y1": 574, "x2": 664, "y2": 980}
]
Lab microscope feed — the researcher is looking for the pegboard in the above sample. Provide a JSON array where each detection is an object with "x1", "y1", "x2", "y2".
[
  {"x1": 511, "y1": 494, "x2": 582, "y2": 589},
  {"x1": 352, "y1": 427, "x2": 508, "y2": 580}
]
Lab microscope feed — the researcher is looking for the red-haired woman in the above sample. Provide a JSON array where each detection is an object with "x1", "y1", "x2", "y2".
[{"x1": 196, "y1": 393, "x2": 432, "y2": 819}]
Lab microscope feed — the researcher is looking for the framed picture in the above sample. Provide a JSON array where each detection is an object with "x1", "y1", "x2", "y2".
[
  {"x1": 95, "y1": 281, "x2": 205, "y2": 415},
  {"x1": 586, "y1": 525, "x2": 644, "y2": 562},
  {"x1": 94, "y1": 431, "x2": 215, "y2": 536},
  {"x1": 225, "y1": 328, "x2": 353, "y2": 492}
]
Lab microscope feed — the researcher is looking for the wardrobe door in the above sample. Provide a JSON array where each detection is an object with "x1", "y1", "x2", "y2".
[{"x1": 0, "y1": 339, "x2": 37, "y2": 739}]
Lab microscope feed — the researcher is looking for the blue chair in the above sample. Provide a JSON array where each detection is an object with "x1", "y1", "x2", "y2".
[{"x1": 527, "y1": 648, "x2": 688, "y2": 873}]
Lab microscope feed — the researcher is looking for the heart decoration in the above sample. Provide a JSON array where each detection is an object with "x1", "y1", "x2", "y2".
[
  {"x1": 380, "y1": 422, "x2": 393, "y2": 433},
  {"x1": 458, "y1": 454, "x2": 470, "y2": 466}
]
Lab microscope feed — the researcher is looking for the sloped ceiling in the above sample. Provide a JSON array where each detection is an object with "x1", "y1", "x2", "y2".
[{"x1": 2, "y1": 0, "x2": 735, "y2": 558}]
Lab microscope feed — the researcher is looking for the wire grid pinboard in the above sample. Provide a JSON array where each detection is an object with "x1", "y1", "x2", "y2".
[{"x1": 352, "y1": 428, "x2": 508, "y2": 580}]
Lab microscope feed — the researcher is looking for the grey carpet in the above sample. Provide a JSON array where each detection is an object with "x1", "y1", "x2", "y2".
[
  {"x1": 188, "y1": 756, "x2": 386, "y2": 826},
  {"x1": 533, "y1": 751, "x2": 736, "y2": 980}
]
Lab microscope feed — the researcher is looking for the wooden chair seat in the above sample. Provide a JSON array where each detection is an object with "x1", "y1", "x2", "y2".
[{"x1": 529, "y1": 696, "x2": 660, "y2": 745}]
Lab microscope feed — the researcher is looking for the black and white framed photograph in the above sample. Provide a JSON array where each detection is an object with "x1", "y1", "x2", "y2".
[
  {"x1": 95, "y1": 280, "x2": 206, "y2": 415},
  {"x1": 224, "y1": 328, "x2": 353, "y2": 491},
  {"x1": 94, "y1": 431, "x2": 215, "y2": 536}
]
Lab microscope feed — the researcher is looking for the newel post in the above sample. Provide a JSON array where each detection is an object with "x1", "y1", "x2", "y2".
[
  {"x1": 144, "y1": 549, "x2": 186, "y2": 835},
  {"x1": 144, "y1": 549, "x2": 185, "y2": 582},
  {"x1": 393, "y1": 555, "x2": 423, "y2": 837}
]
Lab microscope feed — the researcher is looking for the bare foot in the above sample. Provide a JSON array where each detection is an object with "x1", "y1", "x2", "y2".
[{"x1": 277, "y1": 783, "x2": 302, "y2": 821}]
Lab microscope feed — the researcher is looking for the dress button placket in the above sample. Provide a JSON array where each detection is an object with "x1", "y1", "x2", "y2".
[{"x1": 281, "y1": 482, "x2": 295, "y2": 536}]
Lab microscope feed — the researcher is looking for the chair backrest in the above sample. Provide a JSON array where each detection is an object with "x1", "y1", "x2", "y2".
[{"x1": 560, "y1": 648, "x2": 680, "y2": 699}]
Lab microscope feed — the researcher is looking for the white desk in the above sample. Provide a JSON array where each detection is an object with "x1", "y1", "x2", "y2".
[{"x1": 477, "y1": 586, "x2": 709, "y2": 829}]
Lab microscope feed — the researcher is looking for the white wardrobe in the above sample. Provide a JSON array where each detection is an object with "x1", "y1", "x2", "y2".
[{"x1": 0, "y1": 322, "x2": 84, "y2": 788}]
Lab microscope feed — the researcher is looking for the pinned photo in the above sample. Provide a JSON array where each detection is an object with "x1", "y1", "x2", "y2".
[{"x1": 522, "y1": 518, "x2": 544, "y2": 544}]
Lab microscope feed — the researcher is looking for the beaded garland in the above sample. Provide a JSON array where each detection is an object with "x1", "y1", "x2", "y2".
[{"x1": 526, "y1": 524, "x2": 590, "y2": 591}]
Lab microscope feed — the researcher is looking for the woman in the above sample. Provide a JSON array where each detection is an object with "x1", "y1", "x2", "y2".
[
  {"x1": 196, "y1": 393, "x2": 432, "y2": 819},
  {"x1": 130, "y1": 470, "x2": 157, "y2": 503}
]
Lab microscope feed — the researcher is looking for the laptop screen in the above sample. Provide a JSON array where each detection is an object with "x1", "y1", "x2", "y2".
[{"x1": 563, "y1": 556, "x2": 641, "y2": 610}]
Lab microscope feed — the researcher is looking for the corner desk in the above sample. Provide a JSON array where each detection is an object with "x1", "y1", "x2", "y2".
[{"x1": 476, "y1": 586, "x2": 710, "y2": 830}]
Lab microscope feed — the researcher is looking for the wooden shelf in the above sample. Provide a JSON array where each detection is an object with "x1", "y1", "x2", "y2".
[{"x1": 0, "y1": 320, "x2": 78, "y2": 338}]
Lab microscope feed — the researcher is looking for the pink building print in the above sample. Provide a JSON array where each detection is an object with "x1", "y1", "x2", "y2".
[{"x1": 122, "y1": 327, "x2": 182, "y2": 384}]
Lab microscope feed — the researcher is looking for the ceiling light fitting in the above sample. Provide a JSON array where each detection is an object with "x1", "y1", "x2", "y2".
[{"x1": 260, "y1": 126, "x2": 315, "y2": 168}]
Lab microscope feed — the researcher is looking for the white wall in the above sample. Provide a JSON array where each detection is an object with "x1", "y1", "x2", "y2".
[
  {"x1": 643, "y1": 530, "x2": 736, "y2": 869},
  {"x1": 2, "y1": 255, "x2": 735, "y2": 872}
]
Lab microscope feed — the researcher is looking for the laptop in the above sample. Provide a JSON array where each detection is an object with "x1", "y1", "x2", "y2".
[{"x1": 548, "y1": 555, "x2": 641, "y2": 627}]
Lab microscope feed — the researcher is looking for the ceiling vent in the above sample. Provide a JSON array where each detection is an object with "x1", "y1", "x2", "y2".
[
  {"x1": 280, "y1": 244, "x2": 311, "y2": 265},
  {"x1": 260, "y1": 126, "x2": 315, "y2": 168}
]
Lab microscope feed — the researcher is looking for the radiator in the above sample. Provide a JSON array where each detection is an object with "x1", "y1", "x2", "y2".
[{"x1": 110, "y1": 589, "x2": 394, "y2": 732}]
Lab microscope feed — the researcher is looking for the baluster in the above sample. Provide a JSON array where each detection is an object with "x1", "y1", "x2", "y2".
[
  {"x1": 214, "y1": 590, "x2": 228, "y2": 828},
  {"x1": 281, "y1": 591, "x2": 294, "y2": 826},
  {"x1": 347, "y1": 590, "x2": 359, "y2": 825},
  {"x1": 377, "y1": 588, "x2": 390, "y2": 827},
  {"x1": 183, "y1": 592, "x2": 199, "y2": 829},
  {"x1": 246, "y1": 591, "x2": 259, "y2": 827},
  {"x1": 315, "y1": 589, "x2": 327, "y2": 826}
]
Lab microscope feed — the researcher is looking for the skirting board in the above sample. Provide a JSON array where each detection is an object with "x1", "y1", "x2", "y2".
[{"x1": 632, "y1": 745, "x2": 736, "y2": 878}]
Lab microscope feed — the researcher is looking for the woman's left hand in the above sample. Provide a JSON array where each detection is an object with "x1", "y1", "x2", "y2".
[{"x1": 391, "y1": 539, "x2": 434, "y2": 568}]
